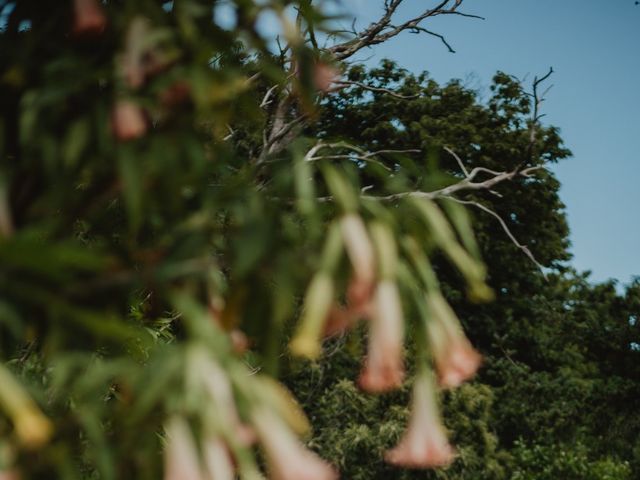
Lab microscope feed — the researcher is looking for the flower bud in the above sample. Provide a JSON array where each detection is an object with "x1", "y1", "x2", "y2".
[
  {"x1": 163, "y1": 416, "x2": 205, "y2": 480},
  {"x1": 72, "y1": 0, "x2": 107, "y2": 36},
  {"x1": 290, "y1": 273, "x2": 334, "y2": 359},
  {"x1": 313, "y1": 62, "x2": 340, "y2": 93},
  {"x1": 111, "y1": 100, "x2": 147, "y2": 141}
]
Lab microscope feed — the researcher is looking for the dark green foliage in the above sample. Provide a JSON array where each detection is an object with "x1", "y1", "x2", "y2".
[{"x1": 286, "y1": 62, "x2": 639, "y2": 479}]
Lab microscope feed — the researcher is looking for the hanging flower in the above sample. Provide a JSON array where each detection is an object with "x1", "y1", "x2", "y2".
[
  {"x1": 340, "y1": 214, "x2": 375, "y2": 286},
  {"x1": 426, "y1": 291, "x2": 482, "y2": 389},
  {"x1": 120, "y1": 17, "x2": 151, "y2": 89},
  {"x1": 323, "y1": 303, "x2": 353, "y2": 338},
  {"x1": 0, "y1": 365, "x2": 53, "y2": 449},
  {"x1": 72, "y1": 0, "x2": 107, "y2": 36},
  {"x1": 202, "y1": 437, "x2": 235, "y2": 480},
  {"x1": 159, "y1": 81, "x2": 192, "y2": 107},
  {"x1": 313, "y1": 62, "x2": 340, "y2": 93},
  {"x1": 199, "y1": 355, "x2": 255, "y2": 447},
  {"x1": 163, "y1": 416, "x2": 205, "y2": 480},
  {"x1": 0, "y1": 470, "x2": 20, "y2": 480},
  {"x1": 385, "y1": 371, "x2": 456, "y2": 468},
  {"x1": 12, "y1": 407, "x2": 53, "y2": 449},
  {"x1": 290, "y1": 272, "x2": 334, "y2": 359},
  {"x1": 111, "y1": 100, "x2": 147, "y2": 141},
  {"x1": 251, "y1": 408, "x2": 337, "y2": 480},
  {"x1": 359, "y1": 280, "x2": 405, "y2": 392}
]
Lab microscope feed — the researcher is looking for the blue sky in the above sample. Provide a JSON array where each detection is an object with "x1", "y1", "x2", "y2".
[{"x1": 336, "y1": 0, "x2": 640, "y2": 286}]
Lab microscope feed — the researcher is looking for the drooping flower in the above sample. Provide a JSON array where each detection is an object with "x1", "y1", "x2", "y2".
[
  {"x1": 199, "y1": 354, "x2": 255, "y2": 447},
  {"x1": 358, "y1": 280, "x2": 405, "y2": 392},
  {"x1": 290, "y1": 272, "x2": 334, "y2": 359},
  {"x1": 120, "y1": 17, "x2": 152, "y2": 89},
  {"x1": 340, "y1": 214, "x2": 375, "y2": 284},
  {"x1": 0, "y1": 470, "x2": 21, "y2": 480},
  {"x1": 251, "y1": 408, "x2": 338, "y2": 480},
  {"x1": 159, "y1": 81, "x2": 192, "y2": 107},
  {"x1": 0, "y1": 365, "x2": 53, "y2": 449},
  {"x1": 385, "y1": 370, "x2": 456, "y2": 468},
  {"x1": 323, "y1": 303, "x2": 353, "y2": 338},
  {"x1": 12, "y1": 407, "x2": 53, "y2": 449},
  {"x1": 313, "y1": 62, "x2": 340, "y2": 93},
  {"x1": 72, "y1": 0, "x2": 107, "y2": 36},
  {"x1": 426, "y1": 291, "x2": 482, "y2": 389},
  {"x1": 202, "y1": 436, "x2": 235, "y2": 480},
  {"x1": 111, "y1": 100, "x2": 147, "y2": 141},
  {"x1": 163, "y1": 416, "x2": 205, "y2": 480}
]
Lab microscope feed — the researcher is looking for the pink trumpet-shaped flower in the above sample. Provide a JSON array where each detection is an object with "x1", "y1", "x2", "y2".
[
  {"x1": 121, "y1": 17, "x2": 151, "y2": 89},
  {"x1": 111, "y1": 100, "x2": 147, "y2": 141},
  {"x1": 340, "y1": 214, "x2": 375, "y2": 291},
  {"x1": 323, "y1": 303, "x2": 354, "y2": 338},
  {"x1": 385, "y1": 371, "x2": 456, "y2": 468},
  {"x1": 0, "y1": 470, "x2": 20, "y2": 480},
  {"x1": 163, "y1": 416, "x2": 205, "y2": 480},
  {"x1": 202, "y1": 437, "x2": 235, "y2": 480},
  {"x1": 72, "y1": 0, "x2": 107, "y2": 36},
  {"x1": 252, "y1": 408, "x2": 338, "y2": 480},
  {"x1": 313, "y1": 62, "x2": 340, "y2": 93},
  {"x1": 359, "y1": 281, "x2": 405, "y2": 392},
  {"x1": 200, "y1": 357, "x2": 256, "y2": 447},
  {"x1": 426, "y1": 292, "x2": 482, "y2": 389}
]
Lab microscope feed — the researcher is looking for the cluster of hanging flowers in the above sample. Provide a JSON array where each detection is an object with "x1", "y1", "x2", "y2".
[
  {"x1": 289, "y1": 191, "x2": 490, "y2": 471},
  {"x1": 162, "y1": 344, "x2": 338, "y2": 480},
  {"x1": 72, "y1": 7, "x2": 190, "y2": 143}
]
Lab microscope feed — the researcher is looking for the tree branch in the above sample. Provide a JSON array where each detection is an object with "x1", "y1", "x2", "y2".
[
  {"x1": 332, "y1": 79, "x2": 420, "y2": 99},
  {"x1": 443, "y1": 196, "x2": 546, "y2": 272},
  {"x1": 328, "y1": 0, "x2": 480, "y2": 61}
]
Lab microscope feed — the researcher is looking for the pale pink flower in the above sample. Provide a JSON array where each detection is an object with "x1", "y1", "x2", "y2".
[
  {"x1": 346, "y1": 275, "x2": 374, "y2": 317},
  {"x1": 385, "y1": 371, "x2": 456, "y2": 468},
  {"x1": 200, "y1": 357, "x2": 256, "y2": 447},
  {"x1": 290, "y1": 273, "x2": 334, "y2": 359},
  {"x1": 323, "y1": 303, "x2": 354, "y2": 338},
  {"x1": 163, "y1": 416, "x2": 205, "y2": 480},
  {"x1": 72, "y1": 0, "x2": 107, "y2": 36},
  {"x1": 0, "y1": 470, "x2": 21, "y2": 480},
  {"x1": 251, "y1": 408, "x2": 338, "y2": 480},
  {"x1": 111, "y1": 100, "x2": 147, "y2": 141},
  {"x1": 340, "y1": 214, "x2": 375, "y2": 291},
  {"x1": 426, "y1": 292, "x2": 482, "y2": 389},
  {"x1": 358, "y1": 281, "x2": 405, "y2": 392},
  {"x1": 313, "y1": 62, "x2": 340, "y2": 93},
  {"x1": 202, "y1": 437, "x2": 235, "y2": 480},
  {"x1": 120, "y1": 17, "x2": 151, "y2": 89}
]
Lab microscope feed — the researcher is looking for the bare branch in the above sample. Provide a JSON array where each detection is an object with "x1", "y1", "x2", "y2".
[
  {"x1": 443, "y1": 196, "x2": 546, "y2": 272},
  {"x1": 260, "y1": 84, "x2": 280, "y2": 108},
  {"x1": 296, "y1": 141, "x2": 420, "y2": 170},
  {"x1": 328, "y1": 0, "x2": 480, "y2": 61},
  {"x1": 444, "y1": 146, "x2": 469, "y2": 177},
  {"x1": 407, "y1": 25, "x2": 456, "y2": 53},
  {"x1": 332, "y1": 79, "x2": 420, "y2": 99},
  {"x1": 518, "y1": 67, "x2": 554, "y2": 172}
]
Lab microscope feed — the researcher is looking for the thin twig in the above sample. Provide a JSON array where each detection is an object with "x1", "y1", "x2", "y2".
[
  {"x1": 333, "y1": 79, "x2": 420, "y2": 99},
  {"x1": 443, "y1": 196, "x2": 546, "y2": 272}
]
